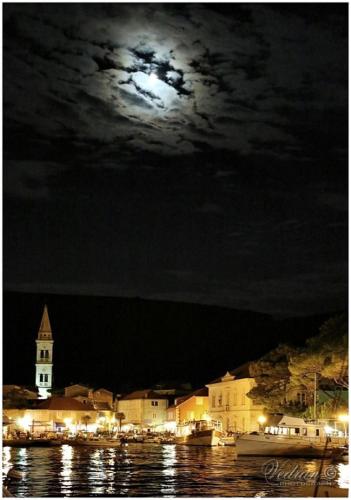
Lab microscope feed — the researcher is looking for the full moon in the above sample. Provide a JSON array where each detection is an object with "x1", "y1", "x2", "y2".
[{"x1": 148, "y1": 72, "x2": 158, "y2": 85}]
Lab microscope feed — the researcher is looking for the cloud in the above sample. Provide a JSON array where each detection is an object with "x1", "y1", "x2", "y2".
[
  {"x1": 3, "y1": 161, "x2": 67, "y2": 200},
  {"x1": 3, "y1": 4, "x2": 347, "y2": 316},
  {"x1": 3, "y1": 3, "x2": 347, "y2": 161}
]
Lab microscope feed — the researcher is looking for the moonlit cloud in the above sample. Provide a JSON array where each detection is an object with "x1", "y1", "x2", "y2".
[
  {"x1": 3, "y1": 3, "x2": 347, "y2": 159},
  {"x1": 3, "y1": 3, "x2": 347, "y2": 316}
]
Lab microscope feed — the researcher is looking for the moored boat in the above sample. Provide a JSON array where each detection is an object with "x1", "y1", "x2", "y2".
[
  {"x1": 67, "y1": 437, "x2": 121, "y2": 447},
  {"x1": 219, "y1": 435, "x2": 237, "y2": 446},
  {"x1": 3, "y1": 438, "x2": 62, "y2": 448},
  {"x1": 175, "y1": 419, "x2": 222, "y2": 446},
  {"x1": 235, "y1": 415, "x2": 347, "y2": 458}
]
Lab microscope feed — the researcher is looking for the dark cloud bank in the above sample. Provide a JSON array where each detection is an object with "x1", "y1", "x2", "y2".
[{"x1": 3, "y1": 3, "x2": 348, "y2": 317}]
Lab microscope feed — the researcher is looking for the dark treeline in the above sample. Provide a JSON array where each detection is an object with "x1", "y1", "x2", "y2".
[{"x1": 3, "y1": 291, "x2": 339, "y2": 394}]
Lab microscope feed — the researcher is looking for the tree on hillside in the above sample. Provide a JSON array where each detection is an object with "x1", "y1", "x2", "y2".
[
  {"x1": 315, "y1": 314, "x2": 348, "y2": 389},
  {"x1": 288, "y1": 314, "x2": 348, "y2": 417},
  {"x1": 289, "y1": 314, "x2": 348, "y2": 388},
  {"x1": 247, "y1": 344, "x2": 298, "y2": 413}
]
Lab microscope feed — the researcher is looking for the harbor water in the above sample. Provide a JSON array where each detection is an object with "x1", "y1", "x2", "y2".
[{"x1": 3, "y1": 443, "x2": 349, "y2": 497}]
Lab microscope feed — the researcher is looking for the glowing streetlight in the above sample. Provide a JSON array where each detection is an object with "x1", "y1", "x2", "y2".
[
  {"x1": 17, "y1": 415, "x2": 32, "y2": 431},
  {"x1": 338, "y1": 414, "x2": 349, "y2": 423},
  {"x1": 257, "y1": 415, "x2": 267, "y2": 432},
  {"x1": 338, "y1": 414, "x2": 349, "y2": 439}
]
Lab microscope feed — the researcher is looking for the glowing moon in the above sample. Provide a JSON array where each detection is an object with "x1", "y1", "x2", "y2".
[{"x1": 149, "y1": 72, "x2": 158, "y2": 85}]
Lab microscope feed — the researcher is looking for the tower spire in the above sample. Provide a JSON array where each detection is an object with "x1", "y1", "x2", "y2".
[
  {"x1": 38, "y1": 304, "x2": 52, "y2": 340},
  {"x1": 35, "y1": 305, "x2": 54, "y2": 398}
]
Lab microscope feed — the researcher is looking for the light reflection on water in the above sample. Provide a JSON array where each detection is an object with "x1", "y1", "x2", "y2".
[
  {"x1": 337, "y1": 462, "x2": 349, "y2": 489},
  {"x1": 2, "y1": 444, "x2": 349, "y2": 497},
  {"x1": 60, "y1": 444, "x2": 73, "y2": 495}
]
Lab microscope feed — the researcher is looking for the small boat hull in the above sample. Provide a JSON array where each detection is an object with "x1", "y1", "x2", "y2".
[
  {"x1": 2, "y1": 439, "x2": 62, "y2": 448},
  {"x1": 235, "y1": 434, "x2": 344, "y2": 458},
  {"x1": 3, "y1": 439, "x2": 62, "y2": 448},
  {"x1": 67, "y1": 439, "x2": 121, "y2": 447},
  {"x1": 175, "y1": 429, "x2": 221, "y2": 446},
  {"x1": 219, "y1": 436, "x2": 236, "y2": 446}
]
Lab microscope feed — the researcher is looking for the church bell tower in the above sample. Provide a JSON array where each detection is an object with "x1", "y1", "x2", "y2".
[{"x1": 35, "y1": 305, "x2": 54, "y2": 399}]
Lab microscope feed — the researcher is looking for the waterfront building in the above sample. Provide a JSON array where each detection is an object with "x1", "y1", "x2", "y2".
[
  {"x1": 117, "y1": 390, "x2": 169, "y2": 430},
  {"x1": 164, "y1": 404, "x2": 177, "y2": 432},
  {"x1": 64, "y1": 384, "x2": 114, "y2": 408},
  {"x1": 175, "y1": 387, "x2": 209, "y2": 424},
  {"x1": 206, "y1": 363, "x2": 264, "y2": 433},
  {"x1": 4, "y1": 397, "x2": 99, "y2": 434},
  {"x1": 3, "y1": 385, "x2": 38, "y2": 407},
  {"x1": 64, "y1": 384, "x2": 115, "y2": 431},
  {"x1": 35, "y1": 305, "x2": 54, "y2": 399}
]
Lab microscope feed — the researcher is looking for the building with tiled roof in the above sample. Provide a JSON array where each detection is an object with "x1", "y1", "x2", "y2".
[
  {"x1": 4, "y1": 396, "x2": 99, "y2": 434},
  {"x1": 206, "y1": 362, "x2": 264, "y2": 434},
  {"x1": 207, "y1": 362, "x2": 252, "y2": 385},
  {"x1": 119, "y1": 389, "x2": 169, "y2": 401},
  {"x1": 117, "y1": 389, "x2": 169, "y2": 430},
  {"x1": 64, "y1": 384, "x2": 114, "y2": 410},
  {"x1": 173, "y1": 387, "x2": 209, "y2": 424},
  {"x1": 37, "y1": 397, "x2": 94, "y2": 411}
]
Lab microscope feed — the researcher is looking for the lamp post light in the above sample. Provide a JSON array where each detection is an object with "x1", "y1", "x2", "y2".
[
  {"x1": 338, "y1": 414, "x2": 349, "y2": 439},
  {"x1": 257, "y1": 415, "x2": 267, "y2": 432}
]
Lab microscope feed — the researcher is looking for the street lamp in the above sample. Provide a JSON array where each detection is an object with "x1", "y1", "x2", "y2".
[
  {"x1": 257, "y1": 415, "x2": 267, "y2": 432},
  {"x1": 338, "y1": 414, "x2": 349, "y2": 438}
]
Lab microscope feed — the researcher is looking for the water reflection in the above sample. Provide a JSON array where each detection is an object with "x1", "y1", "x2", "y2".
[
  {"x1": 2, "y1": 444, "x2": 349, "y2": 497},
  {"x1": 105, "y1": 449, "x2": 117, "y2": 495},
  {"x1": 161, "y1": 445, "x2": 176, "y2": 496},
  {"x1": 88, "y1": 449, "x2": 107, "y2": 495},
  {"x1": 60, "y1": 444, "x2": 73, "y2": 495},
  {"x1": 2, "y1": 446, "x2": 12, "y2": 477},
  {"x1": 337, "y1": 462, "x2": 349, "y2": 489}
]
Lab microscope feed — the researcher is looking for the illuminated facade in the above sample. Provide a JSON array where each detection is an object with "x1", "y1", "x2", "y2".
[
  {"x1": 206, "y1": 363, "x2": 264, "y2": 433},
  {"x1": 175, "y1": 387, "x2": 209, "y2": 423},
  {"x1": 64, "y1": 384, "x2": 115, "y2": 429},
  {"x1": 117, "y1": 390, "x2": 169, "y2": 429},
  {"x1": 35, "y1": 305, "x2": 54, "y2": 399},
  {"x1": 4, "y1": 397, "x2": 99, "y2": 434},
  {"x1": 64, "y1": 384, "x2": 114, "y2": 408}
]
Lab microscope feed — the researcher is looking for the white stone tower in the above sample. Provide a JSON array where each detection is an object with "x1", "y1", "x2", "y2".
[{"x1": 35, "y1": 305, "x2": 54, "y2": 399}]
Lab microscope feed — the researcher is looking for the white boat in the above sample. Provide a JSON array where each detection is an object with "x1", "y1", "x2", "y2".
[
  {"x1": 175, "y1": 419, "x2": 222, "y2": 446},
  {"x1": 219, "y1": 435, "x2": 237, "y2": 446},
  {"x1": 235, "y1": 415, "x2": 347, "y2": 458}
]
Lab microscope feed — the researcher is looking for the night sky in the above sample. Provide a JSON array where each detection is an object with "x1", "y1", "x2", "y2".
[{"x1": 3, "y1": 3, "x2": 348, "y2": 317}]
